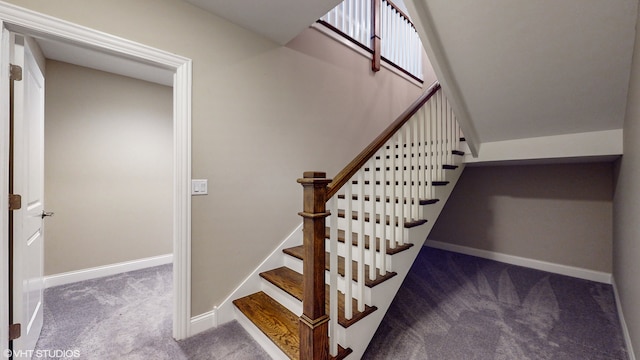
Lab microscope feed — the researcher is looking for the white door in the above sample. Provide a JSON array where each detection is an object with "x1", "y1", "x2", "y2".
[{"x1": 11, "y1": 34, "x2": 46, "y2": 357}]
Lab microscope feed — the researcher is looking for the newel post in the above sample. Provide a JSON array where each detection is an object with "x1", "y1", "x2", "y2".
[
  {"x1": 371, "y1": 0, "x2": 381, "y2": 72},
  {"x1": 297, "y1": 171, "x2": 331, "y2": 360}
]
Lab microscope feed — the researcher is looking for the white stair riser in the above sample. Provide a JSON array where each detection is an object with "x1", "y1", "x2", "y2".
[
  {"x1": 282, "y1": 254, "x2": 375, "y2": 303},
  {"x1": 234, "y1": 307, "x2": 290, "y2": 360},
  {"x1": 260, "y1": 280, "x2": 303, "y2": 317}
]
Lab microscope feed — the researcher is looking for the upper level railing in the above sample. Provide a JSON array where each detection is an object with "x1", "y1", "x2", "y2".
[
  {"x1": 298, "y1": 83, "x2": 464, "y2": 358},
  {"x1": 319, "y1": 0, "x2": 423, "y2": 81}
]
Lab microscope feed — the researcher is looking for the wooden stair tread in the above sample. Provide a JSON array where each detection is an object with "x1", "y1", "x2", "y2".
[
  {"x1": 260, "y1": 266, "x2": 302, "y2": 300},
  {"x1": 324, "y1": 228, "x2": 414, "y2": 255},
  {"x1": 283, "y1": 246, "x2": 397, "y2": 287},
  {"x1": 384, "y1": 142, "x2": 461, "y2": 149},
  {"x1": 233, "y1": 291, "x2": 299, "y2": 359},
  {"x1": 337, "y1": 209, "x2": 427, "y2": 228},
  {"x1": 260, "y1": 267, "x2": 378, "y2": 328},
  {"x1": 233, "y1": 291, "x2": 352, "y2": 359},
  {"x1": 364, "y1": 164, "x2": 458, "y2": 171},
  {"x1": 352, "y1": 180, "x2": 449, "y2": 186},
  {"x1": 337, "y1": 194, "x2": 440, "y2": 206},
  {"x1": 376, "y1": 153, "x2": 463, "y2": 159}
]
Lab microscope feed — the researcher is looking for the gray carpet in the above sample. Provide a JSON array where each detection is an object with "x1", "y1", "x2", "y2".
[
  {"x1": 34, "y1": 249, "x2": 630, "y2": 359},
  {"x1": 363, "y1": 246, "x2": 629, "y2": 360},
  {"x1": 34, "y1": 264, "x2": 270, "y2": 360}
]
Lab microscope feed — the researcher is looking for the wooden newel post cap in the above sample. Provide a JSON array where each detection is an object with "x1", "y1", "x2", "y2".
[
  {"x1": 303, "y1": 171, "x2": 326, "y2": 179},
  {"x1": 298, "y1": 171, "x2": 331, "y2": 185}
]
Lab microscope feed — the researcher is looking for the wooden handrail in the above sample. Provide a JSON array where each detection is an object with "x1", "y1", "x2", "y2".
[
  {"x1": 385, "y1": 0, "x2": 415, "y2": 28},
  {"x1": 326, "y1": 82, "x2": 441, "y2": 199}
]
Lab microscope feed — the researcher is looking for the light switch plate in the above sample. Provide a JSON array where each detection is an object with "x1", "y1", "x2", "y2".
[{"x1": 191, "y1": 179, "x2": 208, "y2": 195}]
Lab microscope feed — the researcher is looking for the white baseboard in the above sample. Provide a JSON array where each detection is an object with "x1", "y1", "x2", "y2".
[
  {"x1": 44, "y1": 254, "x2": 173, "y2": 288},
  {"x1": 425, "y1": 240, "x2": 612, "y2": 284},
  {"x1": 612, "y1": 277, "x2": 637, "y2": 360},
  {"x1": 190, "y1": 308, "x2": 217, "y2": 337}
]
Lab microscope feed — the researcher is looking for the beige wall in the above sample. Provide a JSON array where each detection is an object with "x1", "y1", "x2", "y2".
[
  {"x1": 5, "y1": 0, "x2": 431, "y2": 315},
  {"x1": 430, "y1": 163, "x2": 614, "y2": 273},
  {"x1": 613, "y1": 0, "x2": 640, "y2": 354},
  {"x1": 44, "y1": 60, "x2": 173, "y2": 275}
]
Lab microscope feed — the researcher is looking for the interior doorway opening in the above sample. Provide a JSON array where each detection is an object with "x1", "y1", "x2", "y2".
[{"x1": 0, "y1": 4, "x2": 193, "y2": 353}]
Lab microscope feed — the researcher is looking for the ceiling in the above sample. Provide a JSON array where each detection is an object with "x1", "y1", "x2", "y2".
[
  {"x1": 26, "y1": 0, "x2": 344, "y2": 85},
  {"x1": 181, "y1": 0, "x2": 638, "y2": 154},
  {"x1": 406, "y1": 0, "x2": 638, "y2": 144},
  {"x1": 24, "y1": 0, "x2": 639, "y2": 150},
  {"x1": 184, "y1": 0, "x2": 343, "y2": 44}
]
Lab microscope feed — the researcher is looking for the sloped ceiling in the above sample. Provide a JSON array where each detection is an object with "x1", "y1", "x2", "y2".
[
  {"x1": 406, "y1": 0, "x2": 638, "y2": 144},
  {"x1": 184, "y1": 0, "x2": 343, "y2": 44}
]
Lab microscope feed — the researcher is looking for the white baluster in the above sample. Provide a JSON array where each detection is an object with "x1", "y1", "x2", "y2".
[
  {"x1": 344, "y1": 179, "x2": 353, "y2": 320},
  {"x1": 349, "y1": 0, "x2": 358, "y2": 39},
  {"x1": 405, "y1": 120, "x2": 413, "y2": 223},
  {"x1": 418, "y1": 108, "x2": 426, "y2": 204},
  {"x1": 341, "y1": 2, "x2": 346, "y2": 34},
  {"x1": 329, "y1": 196, "x2": 339, "y2": 356},
  {"x1": 437, "y1": 91, "x2": 444, "y2": 181},
  {"x1": 356, "y1": 169, "x2": 366, "y2": 312},
  {"x1": 426, "y1": 100, "x2": 433, "y2": 200},
  {"x1": 358, "y1": 0, "x2": 362, "y2": 44},
  {"x1": 410, "y1": 29, "x2": 415, "y2": 76},
  {"x1": 382, "y1": 2, "x2": 389, "y2": 58},
  {"x1": 447, "y1": 98, "x2": 453, "y2": 166},
  {"x1": 412, "y1": 116, "x2": 420, "y2": 220},
  {"x1": 389, "y1": 135, "x2": 397, "y2": 249},
  {"x1": 441, "y1": 92, "x2": 446, "y2": 180},
  {"x1": 390, "y1": 5, "x2": 396, "y2": 64},
  {"x1": 365, "y1": 0, "x2": 372, "y2": 47},
  {"x1": 369, "y1": 157, "x2": 377, "y2": 281},
  {"x1": 453, "y1": 114, "x2": 461, "y2": 154},
  {"x1": 417, "y1": 30, "x2": 423, "y2": 78},
  {"x1": 455, "y1": 114, "x2": 461, "y2": 153},
  {"x1": 379, "y1": 146, "x2": 388, "y2": 275},
  {"x1": 398, "y1": 12, "x2": 404, "y2": 66},
  {"x1": 397, "y1": 128, "x2": 405, "y2": 245},
  {"x1": 362, "y1": 0, "x2": 368, "y2": 44},
  {"x1": 416, "y1": 28, "x2": 421, "y2": 77}
]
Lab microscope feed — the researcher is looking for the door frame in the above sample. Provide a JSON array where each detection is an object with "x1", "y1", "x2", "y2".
[{"x1": 0, "y1": 2, "x2": 193, "y2": 351}]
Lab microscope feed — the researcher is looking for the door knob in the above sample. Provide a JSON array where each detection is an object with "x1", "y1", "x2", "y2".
[{"x1": 41, "y1": 211, "x2": 54, "y2": 219}]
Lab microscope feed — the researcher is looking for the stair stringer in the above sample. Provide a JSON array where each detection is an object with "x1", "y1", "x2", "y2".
[
  {"x1": 335, "y1": 162, "x2": 465, "y2": 359},
  {"x1": 215, "y1": 224, "x2": 302, "y2": 328}
]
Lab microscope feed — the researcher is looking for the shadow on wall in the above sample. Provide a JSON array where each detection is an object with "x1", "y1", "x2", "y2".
[{"x1": 428, "y1": 162, "x2": 614, "y2": 273}]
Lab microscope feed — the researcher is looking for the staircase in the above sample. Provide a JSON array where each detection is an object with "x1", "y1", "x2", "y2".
[{"x1": 232, "y1": 82, "x2": 466, "y2": 359}]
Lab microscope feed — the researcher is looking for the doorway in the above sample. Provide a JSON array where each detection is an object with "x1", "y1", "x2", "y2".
[{"x1": 0, "y1": 4, "x2": 193, "y2": 353}]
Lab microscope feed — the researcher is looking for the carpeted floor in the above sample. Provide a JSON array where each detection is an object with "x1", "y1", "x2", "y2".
[
  {"x1": 362, "y1": 246, "x2": 629, "y2": 360},
  {"x1": 34, "y1": 264, "x2": 270, "y2": 360},
  {"x1": 34, "y1": 248, "x2": 630, "y2": 359}
]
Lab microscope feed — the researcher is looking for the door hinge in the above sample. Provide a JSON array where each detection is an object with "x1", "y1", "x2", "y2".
[
  {"x1": 9, "y1": 194, "x2": 21, "y2": 211},
  {"x1": 10, "y1": 64, "x2": 22, "y2": 81},
  {"x1": 9, "y1": 323, "x2": 21, "y2": 341}
]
